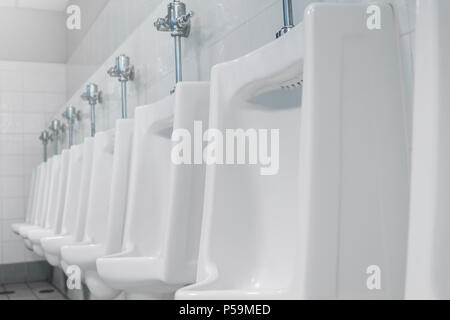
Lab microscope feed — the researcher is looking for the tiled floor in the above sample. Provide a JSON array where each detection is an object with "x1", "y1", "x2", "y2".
[{"x1": 0, "y1": 282, "x2": 66, "y2": 300}]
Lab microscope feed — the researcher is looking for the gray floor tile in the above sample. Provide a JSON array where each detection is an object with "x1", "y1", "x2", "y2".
[
  {"x1": 28, "y1": 281, "x2": 54, "y2": 291},
  {"x1": 35, "y1": 291, "x2": 66, "y2": 300},
  {"x1": 4, "y1": 283, "x2": 29, "y2": 291},
  {"x1": 7, "y1": 290, "x2": 38, "y2": 301}
]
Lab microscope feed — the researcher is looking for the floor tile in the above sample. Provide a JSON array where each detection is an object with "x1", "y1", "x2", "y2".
[
  {"x1": 4, "y1": 283, "x2": 29, "y2": 291},
  {"x1": 35, "y1": 291, "x2": 66, "y2": 300},
  {"x1": 27, "y1": 281, "x2": 54, "y2": 291},
  {"x1": 7, "y1": 290, "x2": 37, "y2": 300}
]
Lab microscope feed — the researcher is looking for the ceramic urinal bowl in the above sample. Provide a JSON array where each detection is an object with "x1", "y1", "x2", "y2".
[
  {"x1": 41, "y1": 141, "x2": 92, "y2": 267},
  {"x1": 28, "y1": 149, "x2": 71, "y2": 256},
  {"x1": 16, "y1": 164, "x2": 46, "y2": 236},
  {"x1": 61, "y1": 128, "x2": 121, "y2": 300},
  {"x1": 20, "y1": 157, "x2": 56, "y2": 250},
  {"x1": 406, "y1": 0, "x2": 450, "y2": 300},
  {"x1": 12, "y1": 167, "x2": 38, "y2": 234},
  {"x1": 177, "y1": 3, "x2": 410, "y2": 300},
  {"x1": 97, "y1": 82, "x2": 210, "y2": 300}
]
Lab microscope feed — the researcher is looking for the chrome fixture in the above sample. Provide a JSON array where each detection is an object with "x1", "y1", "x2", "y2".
[
  {"x1": 155, "y1": 0, "x2": 194, "y2": 92},
  {"x1": 62, "y1": 106, "x2": 81, "y2": 148},
  {"x1": 81, "y1": 83, "x2": 102, "y2": 137},
  {"x1": 39, "y1": 130, "x2": 50, "y2": 162},
  {"x1": 276, "y1": 0, "x2": 295, "y2": 38},
  {"x1": 49, "y1": 119, "x2": 62, "y2": 155},
  {"x1": 107, "y1": 55, "x2": 135, "y2": 119}
]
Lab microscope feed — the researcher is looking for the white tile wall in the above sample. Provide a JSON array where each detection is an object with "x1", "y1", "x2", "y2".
[
  {"x1": 0, "y1": 61, "x2": 66, "y2": 265},
  {"x1": 52, "y1": 0, "x2": 417, "y2": 153}
]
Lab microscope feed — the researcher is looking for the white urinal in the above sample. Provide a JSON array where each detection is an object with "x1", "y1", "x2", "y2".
[
  {"x1": 12, "y1": 167, "x2": 38, "y2": 234},
  {"x1": 41, "y1": 142, "x2": 91, "y2": 267},
  {"x1": 97, "y1": 82, "x2": 210, "y2": 300},
  {"x1": 16, "y1": 164, "x2": 46, "y2": 237},
  {"x1": 406, "y1": 0, "x2": 450, "y2": 300},
  {"x1": 61, "y1": 120, "x2": 134, "y2": 299},
  {"x1": 28, "y1": 149, "x2": 71, "y2": 256},
  {"x1": 20, "y1": 157, "x2": 56, "y2": 250},
  {"x1": 177, "y1": 3, "x2": 410, "y2": 300}
]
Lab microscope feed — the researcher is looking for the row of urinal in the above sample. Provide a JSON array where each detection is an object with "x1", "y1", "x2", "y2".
[{"x1": 11, "y1": 2, "x2": 450, "y2": 300}]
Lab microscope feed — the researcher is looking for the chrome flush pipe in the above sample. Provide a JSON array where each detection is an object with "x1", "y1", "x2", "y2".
[
  {"x1": 81, "y1": 83, "x2": 102, "y2": 137},
  {"x1": 154, "y1": 0, "x2": 194, "y2": 93},
  {"x1": 39, "y1": 130, "x2": 50, "y2": 162},
  {"x1": 276, "y1": 0, "x2": 295, "y2": 38},
  {"x1": 62, "y1": 106, "x2": 81, "y2": 148},
  {"x1": 107, "y1": 55, "x2": 135, "y2": 119},
  {"x1": 49, "y1": 119, "x2": 62, "y2": 155}
]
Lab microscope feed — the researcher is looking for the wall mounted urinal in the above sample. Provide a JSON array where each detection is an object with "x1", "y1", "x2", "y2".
[
  {"x1": 406, "y1": 0, "x2": 450, "y2": 300},
  {"x1": 12, "y1": 167, "x2": 38, "y2": 234},
  {"x1": 61, "y1": 120, "x2": 134, "y2": 300},
  {"x1": 28, "y1": 149, "x2": 71, "y2": 257},
  {"x1": 41, "y1": 142, "x2": 90, "y2": 267},
  {"x1": 20, "y1": 157, "x2": 56, "y2": 250},
  {"x1": 177, "y1": 3, "x2": 410, "y2": 300},
  {"x1": 97, "y1": 82, "x2": 210, "y2": 300},
  {"x1": 16, "y1": 164, "x2": 46, "y2": 237}
]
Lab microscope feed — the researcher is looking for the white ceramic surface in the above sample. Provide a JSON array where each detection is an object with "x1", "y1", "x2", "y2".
[
  {"x1": 41, "y1": 142, "x2": 91, "y2": 267},
  {"x1": 97, "y1": 82, "x2": 210, "y2": 300},
  {"x1": 177, "y1": 3, "x2": 410, "y2": 300},
  {"x1": 28, "y1": 150, "x2": 71, "y2": 256},
  {"x1": 61, "y1": 128, "x2": 120, "y2": 300}
]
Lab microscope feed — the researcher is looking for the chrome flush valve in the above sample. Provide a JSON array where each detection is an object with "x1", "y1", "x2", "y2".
[
  {"x1": 39, "y1": 130, "x2": 50, "y2": 162},
  {"x1": 107, "y1": 55, "x2": 135, "y2": 119},
  {"x1": 62, "y1": 106, "x2": 81, "y2": 148},
  {"x1": 107, "y1": 55, "x2": 135, "y2": 82},
  {"x1": 48, "y1": 119, "x2": 63, "y2": 155},
  {"x1": 154, "y1": 0, "x2": 194, "y2": 38},
  {"x1": 81, "y1": 83, "x2": 102, "y2": 137},
  {"x1": 81, "y1": 83, "x2": 102, "y2": 106}
]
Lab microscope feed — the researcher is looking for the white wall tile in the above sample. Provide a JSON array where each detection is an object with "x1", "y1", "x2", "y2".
[
  {"x1": 0, "y1": 135, "x2": 23, "y2": 155},
  {"x1": 2, "y1": 241, "x2": 26, "y2": 264},
  {"x1": 0, "y1": 155, "x2": 23, "y2": 176},
  {"x1": 2, "y1": 198, "x2": 25, "y2": 220},
  {"x1": 1, "y1": 220, "x2": 23, "y2": 242}
]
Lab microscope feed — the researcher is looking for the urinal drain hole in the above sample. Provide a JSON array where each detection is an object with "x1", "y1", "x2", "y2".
[
  {"x1": 0, "y1": 291, "x2": 14, "y2": 295},
  {"x1": 281, "y1": 79, "x2": 303, "y2": 90}
]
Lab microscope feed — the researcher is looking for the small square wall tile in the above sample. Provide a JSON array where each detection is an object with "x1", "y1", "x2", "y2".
[
  {"x1": 1, "y1": 177, "x2": 24, "y2": 198},
  {"x1": 2, "y1": 198, "x2": 25, "y2": 220},
  {"x1": 0, "y1": 135, "x2": 23, "y2": 156},
  {"x1": 0, "y1": 155, "x2": 24, "y2": 176}
]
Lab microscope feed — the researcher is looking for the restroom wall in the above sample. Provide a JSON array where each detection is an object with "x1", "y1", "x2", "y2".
[
  {"x1": 66, "y1": 0, "x2": 110, "y2": 58},
  {"x1": 53, "y1": 0, "x2": 416, "y2": 156},
  {"x1": 0, "y1": 61, "x2": 66, "y2": 266},
  {"x1": 0, "y1": 7, "x2": 67, "y2": 63},
  {"x1": 66, "y1": 0, "x2": 164, "y2": 98}
]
